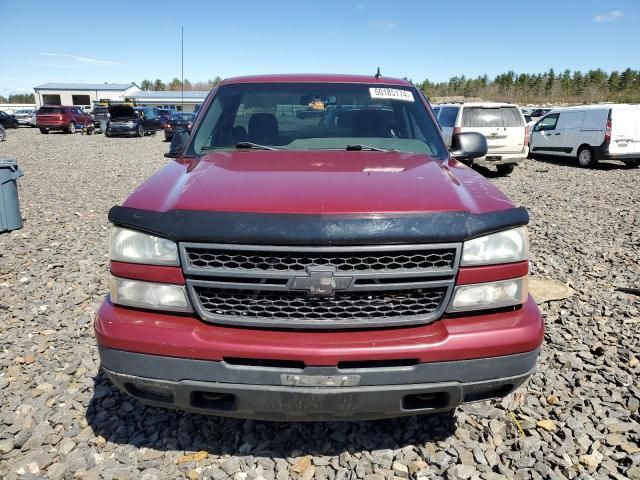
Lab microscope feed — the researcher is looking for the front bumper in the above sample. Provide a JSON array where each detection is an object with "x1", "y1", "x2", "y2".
[
  {"x1": 100, "y1": 347, "x2": 539, "y2": 421},
  {"x1": 474, "y1": 147, "x2": 529, "y2": 166},
  {"x1": 95, "y1": 296, "x2": 543, "y2": 420},
  {"x1": 108, "y1": 126, "x2": 137, "y2": 136}
]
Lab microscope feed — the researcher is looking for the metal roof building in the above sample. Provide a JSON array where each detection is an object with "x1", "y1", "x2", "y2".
[
  {"x1": 129, "y1": 90, "x2": 209, "y2": 113},
  {"x1": 33, "y1": 82, "x2": 140, "y2": 109}
]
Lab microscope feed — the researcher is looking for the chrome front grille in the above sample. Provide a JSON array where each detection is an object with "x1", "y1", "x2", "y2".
[
  {"x1": 180, "y1": 243, "x2": 461, "y2": 329},
  {"x1": 185, "y1": 246, "x2": 457, "y2": 272}
]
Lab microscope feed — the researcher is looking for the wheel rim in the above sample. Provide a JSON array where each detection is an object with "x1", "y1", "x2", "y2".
[
  {"x1": 69, "y1": 123, "x2": 75, "y2": 133},
  {"x1": 578, "y1": 149, "x2": 591, "y2": 166}
]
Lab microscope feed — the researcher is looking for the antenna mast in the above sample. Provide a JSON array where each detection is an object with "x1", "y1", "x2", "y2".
[{"x1": 181, "y1": 26, "x2": 184, "y2": 112}]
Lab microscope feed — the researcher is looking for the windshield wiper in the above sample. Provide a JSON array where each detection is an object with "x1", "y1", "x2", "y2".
[
  {"x1": 235, "y1": 142, "x2": 280, "y2": 151},
  {"x1": 345, "y1": 144, "x2": 395, "y2": 152}
]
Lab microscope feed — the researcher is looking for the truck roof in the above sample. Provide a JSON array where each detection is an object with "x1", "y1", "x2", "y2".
[
  {"x1": 220, "y1": 74, "x2": 414, "y2": 86},
  {"x1": 436, "y1": 102, "x2": 520, "y2": 108}
]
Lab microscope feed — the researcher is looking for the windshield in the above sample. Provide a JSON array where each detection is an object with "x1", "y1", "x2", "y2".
[
  {"x1": 462, "y1": 107, "x2": 524, "y2": 128},
  {"x1": 189, "y1": 82, "x2": 447, "y2": 158},
  {"x1": 170, "y1": 113, "x2": 194, "y2": 121},
  {"x1": 38, "y1": 107, "x2": 61, "y2": 114}
]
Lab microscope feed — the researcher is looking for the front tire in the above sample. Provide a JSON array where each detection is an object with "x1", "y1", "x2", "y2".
[
  {"x1": 577, "y1": 146, "x2": 595, "y2": 168},
  {"x1": 137, "y1": 125, "x2": 144, "y2": 137},
  {"x1": 67, "y1": 122, "x2": 76, "y2": 134},
  {"x1": 0, "y1": 129, "x2": 5, "y2": 141},
  {"x1": 496, "y1": 164, "x2": 515, "y2": 175},
  {"x1": 624, "y1": 159, "x2": 639, "y2": 168},
  {"x1": 39, "y1": 128, "x2": 49, "y2": 134}
]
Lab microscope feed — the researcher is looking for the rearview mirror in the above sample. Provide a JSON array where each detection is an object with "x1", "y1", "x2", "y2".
[
  {"x1": 165, "y1": 130, "x2": 190, "y2": 158},
  {"x1": 450, "y1": 132, "x2": 488, "y2": 162}
]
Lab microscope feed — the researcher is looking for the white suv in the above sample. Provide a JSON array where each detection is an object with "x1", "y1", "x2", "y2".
[{"x1": 432, "y1": 102, "x2": 529, "y2": 175}]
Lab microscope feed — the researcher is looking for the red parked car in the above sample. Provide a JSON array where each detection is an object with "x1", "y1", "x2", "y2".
[
  {"x1": 36, "y1": 106, "x2": 93, "y2": 134},
  {"x1": 95, "y1": 74, "x2": 544, "y2": 421}
]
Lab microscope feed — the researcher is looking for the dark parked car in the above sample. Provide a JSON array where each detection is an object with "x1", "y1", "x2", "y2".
[
  {"x1": 36, "y1": 106, "x2": 93, "y2": 134},
  {"x1": 92, "y1": 105, "x2": 111, "y2": 128},
  {"x1": 163, "y1": 113, "x2": 195, "y2": 141},
  {"x1": 0, "y1": 111, "x2": 19, "y2": 129},
  {"x1": 105, "y1": 106, "x2": 162, "y2": 137},
  {"x1": 158, "y1": 108, "x2": 178, "y2": 128}
]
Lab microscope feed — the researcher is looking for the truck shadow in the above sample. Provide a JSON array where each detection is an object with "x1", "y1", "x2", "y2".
[
  {"x1": 528, "y1": 154, "x2": 637, "y2": 170},
  {"x1": 85, "y1": 370, "x2": 456, "y2": 456}
]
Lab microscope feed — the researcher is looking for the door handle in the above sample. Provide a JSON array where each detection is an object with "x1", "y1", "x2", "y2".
[{"x1": 554, "y1": 133, "x2": 561, "y2": 135}]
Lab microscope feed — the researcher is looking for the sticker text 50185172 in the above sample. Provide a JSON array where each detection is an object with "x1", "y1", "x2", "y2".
[{"x1": 369, "y1": 88, "x2": 414, "y2": 102}]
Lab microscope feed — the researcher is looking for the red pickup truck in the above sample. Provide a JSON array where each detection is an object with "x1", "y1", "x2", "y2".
[{"x1": 95, "y1": 74, "x2": 543, "y2": 421}]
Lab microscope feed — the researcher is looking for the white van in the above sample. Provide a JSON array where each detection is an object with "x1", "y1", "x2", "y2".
[
  {"x1": 529, "y1": 104, "x2": 640, "y2": 167},
  {"x1": 433, "y1": 103, "x2": 528, "y2": 175}
]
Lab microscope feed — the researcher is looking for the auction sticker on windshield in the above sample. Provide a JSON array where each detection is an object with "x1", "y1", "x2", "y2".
[{"x1": 369, "y1": 88, "x2": 414, "y2": 102}]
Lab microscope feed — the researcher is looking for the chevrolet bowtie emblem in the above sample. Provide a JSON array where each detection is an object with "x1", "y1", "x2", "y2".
[{"x1": 290, "y1": 267, "x2": 352, "y2": 297}]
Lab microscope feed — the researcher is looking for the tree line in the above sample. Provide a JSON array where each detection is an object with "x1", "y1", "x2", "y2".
[
  {"x1": 0, "y1": 93, "x2": 35, "y2": 104},
  {"x1": 417, "y1": 68, "x2": 640, "y2": 104},
  {"x1": 138, "y1": 76, "x2": 223, "y2": 92},
  {"x1": 2, "y1": 68, "x2": 639, "y2": 104}
]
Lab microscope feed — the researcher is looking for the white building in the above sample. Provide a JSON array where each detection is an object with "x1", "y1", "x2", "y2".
[
  {"x1": 33, "y1": 83, "x2": 140, "y2": 109},
  {"x1": 128, "y1": 90, "x2": 209, "y2": 113}
]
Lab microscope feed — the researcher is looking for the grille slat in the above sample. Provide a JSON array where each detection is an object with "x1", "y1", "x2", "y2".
[
  {"x1": 180, "y1": 243, "x2": 460, "y2": 329},
  {"x1": 186, "y1": 247, "x2": 456, "y2": 273},
  {"x1": 195, "y1": 287, "x2": 447, "y2": 321}
]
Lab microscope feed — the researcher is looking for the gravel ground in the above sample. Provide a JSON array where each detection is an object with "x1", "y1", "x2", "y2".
[{"x1": 0, "y1": 127, "x2": 638, "y2": 480}]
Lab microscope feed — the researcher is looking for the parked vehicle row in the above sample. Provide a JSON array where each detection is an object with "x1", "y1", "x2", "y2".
[{"x1": 28, "y1": 104, "x2": 189, "y2": 138}]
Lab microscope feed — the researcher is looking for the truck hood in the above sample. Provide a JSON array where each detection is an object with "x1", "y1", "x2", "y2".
[
  {"x1": 109, "y1": 105, "x2": 137, "y2": 120},
  {"x1": 123, "y1": 150, "x2": 515, "y2": 215}
]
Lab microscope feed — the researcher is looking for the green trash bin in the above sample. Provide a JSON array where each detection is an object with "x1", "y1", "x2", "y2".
[{"x1": 0, "y1": 158, "x2": 24, "y2": 233}]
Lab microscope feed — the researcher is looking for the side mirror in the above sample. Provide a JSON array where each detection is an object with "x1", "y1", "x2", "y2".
[
  {"x1": 450, "y1": 132, "x2": 488, "y2": 162},
  {"x1": 165, "y1": 129, "x2": 190, "y2": 158}
]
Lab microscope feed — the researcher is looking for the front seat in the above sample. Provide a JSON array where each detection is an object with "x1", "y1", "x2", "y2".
[
  {"x1": 248, "y1": 113, "x2": 279, "y2": 145},
  {"x1": 352, "y1": 110, "x2": 391, "y2": 137}
]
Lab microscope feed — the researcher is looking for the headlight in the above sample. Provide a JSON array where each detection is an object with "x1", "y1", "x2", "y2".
[
  {"x1": 110, "y1": 227, "x2": 179, "y2": 265},
  {"x1": 461, "y1": 227, "x2": 528, "y2": 266},
  {"x1": 447, "y1": 277, "x2": 528, "y2": 313},
  {"x1": 110, "y1": 276, "x2": 192, "y2": 312}
]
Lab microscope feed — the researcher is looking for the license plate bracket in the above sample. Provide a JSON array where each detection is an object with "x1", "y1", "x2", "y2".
[{"x1": 280, "y1": 374, "x2": 360, "y2": 387}]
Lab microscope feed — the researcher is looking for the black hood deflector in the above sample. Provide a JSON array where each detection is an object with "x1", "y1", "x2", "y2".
[{"x1": 108, "y1": 207, "x2": 529, "y2": 245}]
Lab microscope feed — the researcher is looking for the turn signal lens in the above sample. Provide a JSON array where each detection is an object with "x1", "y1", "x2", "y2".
[
  {"x1": 448, "y1": 277, "x2": 528, "y2": 313},
  {"x1": 110, "y1": 276, "x2": 192, "y2": 312}
]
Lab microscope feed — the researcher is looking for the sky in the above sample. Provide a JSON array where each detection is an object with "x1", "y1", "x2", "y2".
[{"x1": 1, "y1": 0, "x2": 639, "y2": 96}]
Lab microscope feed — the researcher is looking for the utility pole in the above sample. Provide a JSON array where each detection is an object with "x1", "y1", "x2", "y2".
[{"x1": 181, "y1": 26, "x2": 184, "y2": 112}]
